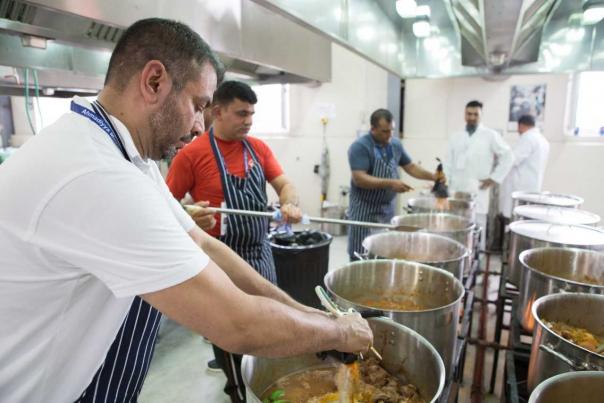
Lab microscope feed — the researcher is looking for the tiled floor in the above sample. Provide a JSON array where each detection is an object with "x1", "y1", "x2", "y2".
[{"x1": 140, "y1": 235, "x2": 507, "y2": 402}]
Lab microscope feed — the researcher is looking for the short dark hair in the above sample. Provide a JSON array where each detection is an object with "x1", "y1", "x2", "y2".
[
  {"x1": 212, "y1": 81, "x2": 257, "y2": 105},
  {"x1": 370, "y1": 109, "x2": 393, "y2": 128},
  {"x1": 466, "y1": 100, "x2": 483, "y2": 109},
  {"x1": 518, "y1": 114, "x2": 536, "y2": 127},
  {"x1": 105, "y1": 18, "x2": 225, "y2": 91}
]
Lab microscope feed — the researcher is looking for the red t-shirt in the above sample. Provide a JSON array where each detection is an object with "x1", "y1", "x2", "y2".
[{"x1": 166, "y1": 132, "x2": 283, "y2": 237}]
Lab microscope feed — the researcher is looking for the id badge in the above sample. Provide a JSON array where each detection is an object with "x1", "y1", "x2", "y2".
[{"x1": 220, "y1": 201, "x2": 228, "y2": 236}]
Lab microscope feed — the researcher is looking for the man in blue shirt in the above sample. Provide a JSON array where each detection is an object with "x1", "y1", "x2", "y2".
[{"x1": 347, "y1": 108, "x2": 440, "y2": 260}]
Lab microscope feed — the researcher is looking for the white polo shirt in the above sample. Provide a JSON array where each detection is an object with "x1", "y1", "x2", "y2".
[{"x1": 0, "y1": 97, "x2": 209, "y2": 402}]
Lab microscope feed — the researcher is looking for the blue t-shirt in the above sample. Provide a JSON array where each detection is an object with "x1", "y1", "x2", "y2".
[{"x1": 348, "y1": 133, "x2": 412, "y2": 174}]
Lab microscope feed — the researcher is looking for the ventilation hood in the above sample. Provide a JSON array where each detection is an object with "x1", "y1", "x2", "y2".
[{"x1": 0, "y1": 0, "x2": 331, "y2": 96}]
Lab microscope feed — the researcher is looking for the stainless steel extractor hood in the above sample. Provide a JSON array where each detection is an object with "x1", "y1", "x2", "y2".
[{"x1": 0, "y1": 0, "x2": 332, "y2": 96}]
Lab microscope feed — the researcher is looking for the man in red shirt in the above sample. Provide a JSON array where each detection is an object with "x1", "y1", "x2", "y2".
[{"x1": 166, "y1": 80, "x2": 301, "y2": 402}]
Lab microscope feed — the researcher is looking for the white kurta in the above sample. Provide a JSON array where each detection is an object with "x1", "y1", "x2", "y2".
[
  {"x1": 444, "y1": 124, "x2": 514, "y2": 215},
  {"x1": 499, "y1": 128, "x2": 550, "y2": 217}
]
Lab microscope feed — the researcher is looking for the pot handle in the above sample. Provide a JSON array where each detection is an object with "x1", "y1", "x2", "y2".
[
  {"x1": 539, "y1": 344, "x2": 592, "y2": 371},
  {"x1": 353, "y1": 251, "x2": 368, "y2": 261}
]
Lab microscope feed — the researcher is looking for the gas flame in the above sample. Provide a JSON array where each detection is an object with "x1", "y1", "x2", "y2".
[
  {"x1": 523, "y1": 293, "x2": 537, "y2": 331},
  {"x1": 435, "y1": 197, "x2": 450, "y2": 211}
]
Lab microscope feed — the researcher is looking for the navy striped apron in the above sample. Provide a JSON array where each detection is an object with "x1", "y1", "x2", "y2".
[
  {"x1": 208, "y1": 129, "x2": 275, "y2": 403},
  {"x1": 209, "y1": 129, "x2": 276, "y2": 283},
  {"x1": 72, "y1": 100, "x2": 162, "y2": 403},
  {"x1": 347, "y1": 140, "x2": 400, "y2": 259}
]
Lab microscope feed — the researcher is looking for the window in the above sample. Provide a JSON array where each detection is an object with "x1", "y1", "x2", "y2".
[
  {"x1": 571, "y1": 71, "x2": 604, "y2": 137},
  {"x1": 250, "y1": 84, "x2": 289, "y2": 134}
]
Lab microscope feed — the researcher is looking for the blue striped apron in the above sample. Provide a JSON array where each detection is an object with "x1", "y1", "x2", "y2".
[
  {"x1": 208, "y1": 129, "x2": 275, "y2": 403},
  {"x1": 347, "y1": 139, "x2": 400, "y2": 259},
  {"x1": 71, "y1": 100, "x2": 162, "y2": 403},
  {"x1": 208, "y1": 129, "x2": 276, "y2": 283}
]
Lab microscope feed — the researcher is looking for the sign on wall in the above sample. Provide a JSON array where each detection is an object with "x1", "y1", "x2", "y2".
[{"x1": 508, "y1": 84, "x2": 546, "y2": 130}]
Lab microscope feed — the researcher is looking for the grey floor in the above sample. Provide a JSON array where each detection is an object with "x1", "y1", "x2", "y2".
[{"x1": 139, "y1": 236, "x2": 506, "y2": 402}]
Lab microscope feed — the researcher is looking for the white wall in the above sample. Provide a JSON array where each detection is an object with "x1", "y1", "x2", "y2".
[
  {"x1": 403, "y1": 74, "x2": 604, "y2": 219},
  {"x1": 262, "y1": 43, "x2": 390, "y2": 216}
]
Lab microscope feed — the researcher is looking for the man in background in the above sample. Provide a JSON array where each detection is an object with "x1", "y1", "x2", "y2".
[
  {"x1": 347, "y1": 108, "x2": 440, "y2": 260},
  {"x1": 499, "y1": 114, "x2": 550, "y2": 220},
  {"x1": 166, "y1": 81, "x2": 302, "y2": 402},
  {"x1": 444, "y1": 100, "x2": 514, "y2": 248}
]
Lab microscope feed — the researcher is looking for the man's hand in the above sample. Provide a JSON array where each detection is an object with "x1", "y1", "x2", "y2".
[
  {"x1": 334, "y1": 313, "x2": 374, "y2": 353},
  {"x1": 390, "y1": 180, "x2": 414, "y2": 193},
  {"x1": 280, "y1": 203, "x2": 302, "y2": 224},
  {"x1": 479, "y1": 178, "x2": 497, "y2": 190},
  {"x1": 191, "y1": 201, "x2": 217, "y2": 230}
]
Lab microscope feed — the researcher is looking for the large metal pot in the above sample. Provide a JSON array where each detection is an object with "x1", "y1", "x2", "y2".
[
  {"x1": 518, "y1": 247, "x2": 604, "y2": 332},
  {"x1": 511, "y1": 191, "x2": 584, "y2": 211},
  {"x1": 528, "y1": 371, "x2": 604, "y2": 403},
  {"x1": 528, "y1": 293, "x2": 604, "y2": 392},
  {"x1": 513, "y1": 205, "x2": 600, "y2": 226},
  {"x1": 362, "y1": 231, "x2": 469, "y2": 281},
  {"x1": 241, "y1": 317, "x2": 446, "y2": 403},
  {"x1": 507, "y1": 220, "x2": 604, "y2": 286},
  {"x1": 407, "y1": 196, "x2": 476, "y2": 222},
  {"x1": 391, "y1": 213, "x2": 476, "y2": 259},
  {"x1": 324, "y1": 260, "x2": 464, "y2": 379}
]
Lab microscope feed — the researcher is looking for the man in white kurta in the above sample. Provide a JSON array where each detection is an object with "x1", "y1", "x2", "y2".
[
  {"x1": 499, "y1": 114, "x2": 550, "y2": 218},
  {"x1": 443, "y1": 100, "x2": 514, "y2": 248}
]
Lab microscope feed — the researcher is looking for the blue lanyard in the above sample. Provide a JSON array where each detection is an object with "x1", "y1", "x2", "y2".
[
  {"x1": 210, "y1": 127, "x2": 251, "y2": 176},
  {"x1": 71, "y1": 100, "x2": 130, "y2": 161}
]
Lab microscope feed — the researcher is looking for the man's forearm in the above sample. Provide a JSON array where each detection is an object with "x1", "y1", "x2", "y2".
[
  {"x1": 403, "y1": 163, "x2": 436, "y2": 181},
  {"x1": 198, "y1": 233, "x2": 315, "y2": 312},
  {"x1": 352, "y1": 171, "x2": 395, "y2": 190},
  {"x1": 278, "y1": 183, "x2": 299, "y2": 206}
]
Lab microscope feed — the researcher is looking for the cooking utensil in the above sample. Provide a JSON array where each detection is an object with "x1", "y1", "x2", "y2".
[
  {"x1": 528, "y1": 293, "x2": 604, "y2": 392},
  {"x1": 518, "y1": 247, "x2": 604, "y2": 332},
  {"x1": 324, "y1": 259, "x2": 464, "y2": 380},
  {"x1": 511, "y1": 191, "x2": 584, "y2": 210},
  {"x1": 529, "y1": 371, "x2": 604, "y2": 403},
  {"x1": 315, "y1": 286, "x2": 382, "y2": 361},
  {"x1": 406, "y1": 196, "x2": 476, "y2": 222},
  {"x1": 241, "y1": 317, "x2": 445, "y2": 403}
]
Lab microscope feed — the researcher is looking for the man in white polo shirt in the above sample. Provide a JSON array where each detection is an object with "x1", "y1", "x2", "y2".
[{"x1": 0, "y1": 18, "x2": 372, "y2": 403}]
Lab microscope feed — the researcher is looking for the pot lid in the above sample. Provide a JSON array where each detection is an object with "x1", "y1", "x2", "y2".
[
  {"x1": 513, "y1": 205, "x2": 601, "y2": 225},
  {"x1": 511, "y1": 191, "x2": 584, "y2": 207},
  {"x1": 510, "y1": 220, "x2": 604, "y2": 245}
]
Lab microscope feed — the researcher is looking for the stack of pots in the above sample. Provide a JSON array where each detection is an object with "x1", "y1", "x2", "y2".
[{"x1": 507, "y1": 221, "x2": 604, "y2": 286}]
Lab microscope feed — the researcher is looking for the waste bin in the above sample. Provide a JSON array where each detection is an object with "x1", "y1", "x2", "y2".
[{"x1": 269, "y1": 230, "x2": 333, "y2": 309}]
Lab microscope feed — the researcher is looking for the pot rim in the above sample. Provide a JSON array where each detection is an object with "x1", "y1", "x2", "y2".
[
  {"x1": 528, "y1": 371, "x2": 604, "y2": 403},
  {"x1": 509, "y1": 219, "x2": 604, "y2": 246},
  {"x1": 513, "y1": 205, "x2": 600, "y2": 225},
  {"x1": 520, "y1": 247, "x2": 604, "y2": 289},
  {"x1": 324, "y1": 260, "x2": 465, "y2": 313},
  {"x1": 391, "y1": 213, "x2": 476, "y2": 233},
  {"x1": 531, "y1": 293, "x2": 604, "y2": 358},
  {"x1": 241, "y1": 316, "x2": 447, "y2": 403},
  {"x1": 511, "y1": 191, "x2": 584, "y2": 206},
  {"x1": 362, "y1": 232, "x2": 470, "y2": 265}
]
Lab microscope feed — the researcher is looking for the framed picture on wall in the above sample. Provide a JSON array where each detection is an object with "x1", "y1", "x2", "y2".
[{"x1": 508, "y1": 84, "x2": 546, "y2": 130}]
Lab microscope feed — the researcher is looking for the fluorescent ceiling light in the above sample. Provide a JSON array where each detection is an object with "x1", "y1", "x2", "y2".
[
  {"x1": 413, "y1": 17, "x2": 431, "y2": 38},
  {"x1": 395, "y1": 0, "x2": 417, "y2": 18},
  {"x1": 583, "y1": 0, "x2": 604, "y2": 24},
  {"x1": 415, "y1": 5, "x2": 431, "y2": 18}
]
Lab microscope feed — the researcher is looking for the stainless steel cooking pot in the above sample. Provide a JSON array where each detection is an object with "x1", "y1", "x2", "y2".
[
  {"x1": 241, "y1": 317, "x2": 445, "y2": 403},
  {"x1": 513, "y1": 205, "x2": 600, "y2": 226},
  {"x1": 324, "y1": 260, "x2": 464, "y2": 380},
  {"x1": 406, "y1": 196, "x2": 476, "y2": 222},
  {"x1": 528, "y1": 293, "x2": 604, "y2": 392},
  {"x1": 511, "y1": 191, "x2": 584, "y2": 211},
  {"x1": 518, "y1": 247, "x2": 604, "y2": 332},
  {"x1": 391, "y1": 213, "x2": 476, "y2": 260},
  {"x1": 361, "y1": 231, "x2": 469, "y2": 281},
  {"x1": 507, "y1": 220, "x2": 604, "y2": 286},
  {"x1": 528, "y1": 371, "x2": 604, "y2": 403}
]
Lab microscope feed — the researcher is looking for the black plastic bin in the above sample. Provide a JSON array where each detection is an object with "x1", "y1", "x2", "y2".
[{"x1": 269, "y1": 230, "x2": 333, "y2": 309}]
